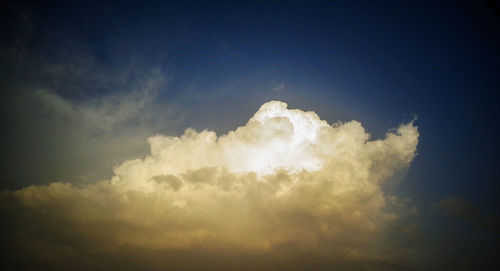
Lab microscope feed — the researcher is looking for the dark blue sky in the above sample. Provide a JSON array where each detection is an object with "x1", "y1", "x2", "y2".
[{"x1": 1, "y1": 1, "x2": 500, "y2": 269}]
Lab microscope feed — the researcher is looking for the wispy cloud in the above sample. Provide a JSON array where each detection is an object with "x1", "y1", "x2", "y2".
[
  {"x1": 272, "y1": 82, "x2": 285, "y2": 92},
  {"x1": 433, "y1": 197, "x2": 500, "y2": 233}
]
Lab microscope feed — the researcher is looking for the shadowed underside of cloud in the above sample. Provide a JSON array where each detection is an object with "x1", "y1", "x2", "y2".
[{"x1": 1, "y1": 101, "x2": 419, "y2": 270}]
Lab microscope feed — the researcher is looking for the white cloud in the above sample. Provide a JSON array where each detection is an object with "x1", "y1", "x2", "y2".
[{"x1": 2, "y1": 101, "x2": 419, "y2": 269}]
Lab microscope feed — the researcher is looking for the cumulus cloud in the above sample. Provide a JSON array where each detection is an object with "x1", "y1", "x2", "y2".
[{"x1": 1, "y1": 101, "x2": 419, "y2": 270}]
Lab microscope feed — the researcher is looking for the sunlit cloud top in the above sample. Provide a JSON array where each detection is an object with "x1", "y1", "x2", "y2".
[{"x1": 113, "y1": 100, "x2": 418, "y2": 188}]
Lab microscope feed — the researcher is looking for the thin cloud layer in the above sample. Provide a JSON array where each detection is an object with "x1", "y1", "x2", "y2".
[
  {"x1": 1, "y1": 101, "x2": 419, "y2": 270},
  {"x1": 1, "y1": 63, "x2": 172, "y2": 187},
  {"x1": 433, "y1": 197, "x2": 500, "y2": 234}
]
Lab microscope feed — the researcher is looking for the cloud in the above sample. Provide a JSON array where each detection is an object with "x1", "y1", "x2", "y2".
[
  {"x1": 0, "y1": 68, "x2": 171, "y2": 187},
  {"x1": 433, "y1": 198, "x2": 478, "y2": 220},
  {"x1": 1, "y1": 101, "x2": 419, "y2": 270},
  {"x1": 0, "y1": 2, "x2": 178, "y2": 188},
  {"x1": 272, "y1": 82, "x2": 286, "y2": 92},
  {"x1": 0, "y1": 29, "x2": 174, "y2": 187},
  {"x1": 433, "y1": 197, "x2": 500, "y2": 233}
]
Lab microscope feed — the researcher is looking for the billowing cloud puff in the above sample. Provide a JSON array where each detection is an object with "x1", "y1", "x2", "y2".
[{"x1": 1, "y1": 101, "x2": 419, "y2": 270}]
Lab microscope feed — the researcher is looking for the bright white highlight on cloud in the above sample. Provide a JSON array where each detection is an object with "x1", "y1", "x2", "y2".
[
  {"x1": 4, "y1": 101, "x2": 419, "y2": 266},
  {"x1": 225, "y1": 101, "x2": 328, "y2": 174},
  {"x1": 137, "y1": 101, "x2": 330, "y2": 180}
]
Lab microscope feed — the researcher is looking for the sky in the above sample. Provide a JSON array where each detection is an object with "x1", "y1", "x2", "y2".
[{"x1": 1, "y1": 0, "x2": 499, "y2": 270}]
